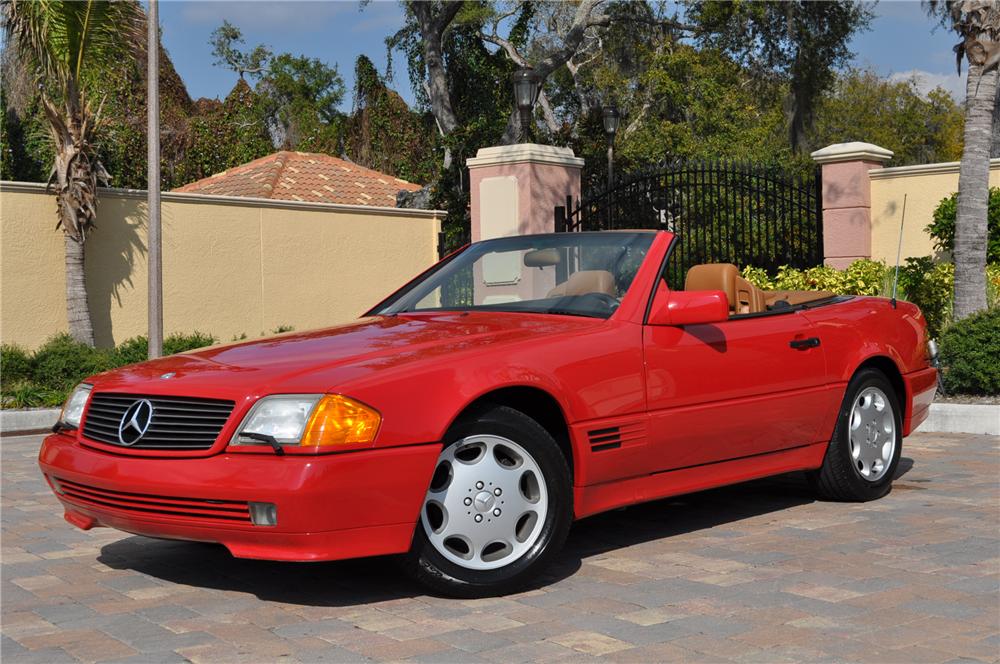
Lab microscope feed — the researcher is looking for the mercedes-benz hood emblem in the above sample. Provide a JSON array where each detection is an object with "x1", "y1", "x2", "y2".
[{"x1": 118, "y1": 399, "x2": 154, "y2": 446}]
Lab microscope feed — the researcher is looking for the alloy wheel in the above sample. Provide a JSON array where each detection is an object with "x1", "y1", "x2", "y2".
[{"x1": 421, "y1": 435, "x2": 548, "y2": 571}]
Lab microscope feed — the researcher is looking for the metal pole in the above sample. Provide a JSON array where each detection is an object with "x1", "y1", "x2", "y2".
[
  {"x1": 607, "y1": 138, "x2": 614, "y2": 191},
  {"x1": 606, "y1": 138, "x2": 614, "y2": 229},
  {"x1": 147, "y1": 0, "x2": 163, "y2": 359}
]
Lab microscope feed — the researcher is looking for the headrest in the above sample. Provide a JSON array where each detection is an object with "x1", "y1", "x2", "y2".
[
  {"x1": 685, "y1": 263, "x2": 739, "y2": 303},
  {"x1": 524, "y1": 248, "x2": 562, "y2": 268}
]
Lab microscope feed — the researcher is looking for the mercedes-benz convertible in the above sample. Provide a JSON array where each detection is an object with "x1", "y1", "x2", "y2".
[{"x1": 39, "y1": 230, "x2": 936, "y2": 597}]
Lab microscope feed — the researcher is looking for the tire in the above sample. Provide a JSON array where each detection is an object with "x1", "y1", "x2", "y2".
[
  {"x1": 811, "y1": 368, "x2": 902, "y2": 501},
  {"x1": 402, "y1": 405, "x2": 572, "y2": 598}
]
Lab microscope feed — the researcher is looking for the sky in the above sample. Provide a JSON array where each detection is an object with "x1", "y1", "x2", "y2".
[{"x1": 156, "y1": 0, "x2": 968, "y2": 110}]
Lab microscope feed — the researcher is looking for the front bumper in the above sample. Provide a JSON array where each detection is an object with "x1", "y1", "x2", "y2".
[
  {"x1": 39, "y1": 433, "x2": 440, "y2": 562},
  {"x1": 903, "y1": 366, "x2": 937, "y2": 436}
]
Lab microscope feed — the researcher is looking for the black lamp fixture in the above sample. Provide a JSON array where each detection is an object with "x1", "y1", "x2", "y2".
[
  {"x1": 602, "y1": 104, "x2": 621, "y2": 139},
  {"x1": 603, "y1": 104, "x2": 620, "y2": 190},
  {"x1": 512, "y1": 66, "x2": 542, "y2": 143}
]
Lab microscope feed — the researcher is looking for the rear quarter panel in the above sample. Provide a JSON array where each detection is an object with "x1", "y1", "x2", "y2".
[{"x1": 803, "y1": 297, "x2": 930, "y2": 437}]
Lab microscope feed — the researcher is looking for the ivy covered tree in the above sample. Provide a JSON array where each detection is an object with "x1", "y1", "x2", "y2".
[
  {"x1": 208, "y1": 21, "x2": 345, "y2": 151},
  {"x1": 345, "y1": 55, "x2": 436, "y2": 184},
  {"x1": 171, "y1": 79, "x2": 273, "y2": 185}
]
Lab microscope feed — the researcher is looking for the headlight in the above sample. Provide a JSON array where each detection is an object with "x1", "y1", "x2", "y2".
[
  {"x1": 231, "y1": 394, "x2": 381, "y2": 449},
  {"x1": 60, "y1": 383, "x2": 93, "y2": 429}
]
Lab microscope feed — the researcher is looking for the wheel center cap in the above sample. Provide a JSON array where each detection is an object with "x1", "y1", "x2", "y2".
[
  {"x1": 865, "y1": 421, "x2": 878, "y2": 445},
  {"x1": 473, "y1": 491, "x2": 495, "y2": 512}
]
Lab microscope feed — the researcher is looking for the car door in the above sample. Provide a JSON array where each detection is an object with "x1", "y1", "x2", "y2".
[{"x1": 643, "y1": 281, "x2": 834, "y2": 473}]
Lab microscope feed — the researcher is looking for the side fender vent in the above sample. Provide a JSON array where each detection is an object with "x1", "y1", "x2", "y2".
[
  {"x1": 588, "y1": 427, "x2": 623, "y2": 452},
  {"x1": 587, "y1": 420, "x2": 646, "y2": 452}
]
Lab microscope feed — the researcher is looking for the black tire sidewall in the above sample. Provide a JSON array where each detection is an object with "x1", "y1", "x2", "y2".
[
  {"x1": 831, "y1": 369, "x2": 903, "y2": 500},
  {"x1": 407, "y1": 406, "x2": 572, "y2": 597}
]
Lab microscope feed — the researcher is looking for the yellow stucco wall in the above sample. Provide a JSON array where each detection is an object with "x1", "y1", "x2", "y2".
[
  {"x1": 869, "y1": 160, "x2": 1000, "y2": 263},
  {"x1": 0, "y1": 183, "x2": 441, "y2": 349}
]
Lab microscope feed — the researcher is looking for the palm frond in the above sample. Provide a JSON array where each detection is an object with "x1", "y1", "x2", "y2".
[{"x1": 2, "y1": 0, "x2": 143, "y2": 88}]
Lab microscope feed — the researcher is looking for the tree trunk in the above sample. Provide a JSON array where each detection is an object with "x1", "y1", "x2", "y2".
[
  {"x1": 411, "y1": 2, "x2": 459, "y2": 136},
  {"x1": 953, "y1": 63, "x2": 997, "y2": 320},
  {"x1": 64, "y1": 234, "x2": 95, "y2": 345}
]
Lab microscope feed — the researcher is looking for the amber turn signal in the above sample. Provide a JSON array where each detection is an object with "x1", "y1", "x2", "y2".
[{"x1": 300, "y1": 394, "x2": 381, "y2": 447}]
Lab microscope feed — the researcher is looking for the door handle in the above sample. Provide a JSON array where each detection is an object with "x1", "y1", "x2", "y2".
[{"x1": 789, "y1": 337, "x2": 821, "y2": 350}]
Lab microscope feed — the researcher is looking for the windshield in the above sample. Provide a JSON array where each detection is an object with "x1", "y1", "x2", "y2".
[{"x1": 376, "y1": 232, "x2": 655, "y2": 319}]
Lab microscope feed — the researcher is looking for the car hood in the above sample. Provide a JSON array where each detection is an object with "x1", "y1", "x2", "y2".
[{"x1": 90, "y1": 312, "x2": 602, "y2": 399}]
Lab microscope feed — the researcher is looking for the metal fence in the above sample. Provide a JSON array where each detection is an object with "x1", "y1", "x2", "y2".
[{"x1": 556, "y1": 159, "x2": 823, "y2": 288}]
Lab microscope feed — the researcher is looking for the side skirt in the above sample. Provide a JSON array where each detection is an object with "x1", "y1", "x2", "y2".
[{"x1": 573, "y1": 441, "x2": 828, "y2": 520}]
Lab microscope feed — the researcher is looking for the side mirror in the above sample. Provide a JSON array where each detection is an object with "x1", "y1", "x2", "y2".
[{"x1": 649, "y1": 290, "x2": 729, "y2": 326}]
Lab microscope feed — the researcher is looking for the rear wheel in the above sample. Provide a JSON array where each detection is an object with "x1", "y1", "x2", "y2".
[
  {"x1": 402, "y1": 405, "x2": 572, "y2": 598},
  {"x1": 812, "y1": 368, "x2": 902, "y2": 501}
]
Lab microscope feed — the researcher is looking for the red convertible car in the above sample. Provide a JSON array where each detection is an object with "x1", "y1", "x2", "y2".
[{"x1": 40, "y1": 231, "x2": 936, "y2": 597}]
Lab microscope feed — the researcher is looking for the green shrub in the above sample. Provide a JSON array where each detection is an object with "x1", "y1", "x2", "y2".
[
  {"x1": 164, "y1": 331, "x2": 217, "y2": 355},
  {"x1": 988, "y1": 263, "x2": 1000, "y2": 309},
  {"x1": 0, "y1": 381, "x2": 65, "y2": 409},
  {"x1": 1, "y1": 344, "x2": 34, "y2": 384},
  {"x1": 927, "y1": 188, "x2": 1000, "y2": 263},
  {"x1": 740, "y1": 266, "x2": 773, "y2": 290},
  {"x1": 112, "y1": 332, "x2": 217, "y2": 366},
  {"x1": 111, "y1": 336, "x2": 150, "y2": 366},
  {"x1": 741, "y1": 259, "x2": 888, "y2": 296},
  {"x1": 2, "y1": 331, "x2": 222, "y2": 409},
  {"x1": 897, "y1": 257, "x2": 954, "y2": 339},
  {"x1": 31, "y1": 334, "x2": 115, "y2": 391},
  {"x1": 939, "y1": 308, "x2": 1000, "y2": 395}
]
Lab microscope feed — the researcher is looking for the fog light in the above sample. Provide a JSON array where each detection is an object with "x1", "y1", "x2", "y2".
[{"x1": 249, "y1": 502, "x2": 277, "y2": 527}]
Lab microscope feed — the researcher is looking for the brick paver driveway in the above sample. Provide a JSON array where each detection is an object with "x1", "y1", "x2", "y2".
[{"x1": 2, "y1": 431, "x2": 998, "y2": 663}]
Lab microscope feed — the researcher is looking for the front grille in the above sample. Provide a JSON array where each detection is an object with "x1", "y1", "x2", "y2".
[
  {"x1": 82, "y1": 393, "x2": 235, "y2": 450},
  {"x1": 53, "y1": 477, "x2": 251, "y2": 523}
]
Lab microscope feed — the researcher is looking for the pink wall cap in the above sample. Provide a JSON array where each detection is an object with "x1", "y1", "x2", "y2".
[
  {"x1": 810, "y1": 142, "x2": 893, "y2": 165},
  {"x1": 467, "y1": 143, "x2": 585, "y2": 169}
]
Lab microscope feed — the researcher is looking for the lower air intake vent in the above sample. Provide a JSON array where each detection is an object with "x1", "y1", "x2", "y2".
[{"x1": 53, "y1": 477, "x2": 251, "y2": 523}]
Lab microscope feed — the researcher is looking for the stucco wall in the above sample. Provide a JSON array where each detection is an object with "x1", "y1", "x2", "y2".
[
  {"x1": 0, "y1": 182, "x2": 442, "y2": 349},
  {"x1": 869, "y1": 159, "x2": 1000, "y2": 263}
]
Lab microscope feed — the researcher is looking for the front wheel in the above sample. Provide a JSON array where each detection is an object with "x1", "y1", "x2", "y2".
[
  {"x1": 402, "y1": 405, "x2": 572, "y2": 598},
  {"x1": 811, "y1": 368, "x2": 902, "y2": 501}
]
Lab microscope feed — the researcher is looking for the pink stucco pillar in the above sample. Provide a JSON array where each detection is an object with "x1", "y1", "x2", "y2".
[
  {"x1": 467, "y1": 144, "x2": 583, "y2": 242},
  {"x1": 811, "y1": 142, "x2": 893, "y2": 269}
]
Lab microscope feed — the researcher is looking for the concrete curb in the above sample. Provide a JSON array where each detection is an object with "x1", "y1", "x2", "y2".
[
  {"x1": 921, "y1": 403, "x2": 1000, "y2": 436},
  {"x1": 1, "y1": 408, "x2": 59, "y2": 435}
]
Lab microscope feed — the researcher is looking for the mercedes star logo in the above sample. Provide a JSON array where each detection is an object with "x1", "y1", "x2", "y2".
[{"x1": 118, "y1": 399, "x2": 154, "y2": 446}]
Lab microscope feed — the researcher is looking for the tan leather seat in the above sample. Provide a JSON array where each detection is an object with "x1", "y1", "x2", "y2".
[
  {"x1": 547, "y1": 270, "x2": 616, "y2": 298},
  {"x1": 685, "y1": 263, "x2": 765, "y2": 314}
]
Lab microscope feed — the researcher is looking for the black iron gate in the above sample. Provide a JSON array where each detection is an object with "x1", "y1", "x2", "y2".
[{"x1": 555, "y1": 160, "x2": 823, "y2": 288}]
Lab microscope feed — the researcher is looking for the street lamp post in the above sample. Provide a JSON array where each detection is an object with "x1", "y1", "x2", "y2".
[
  {"x1": 602, "y1": 104, "x2": 620, "y2": 191},
  {"x1": 512, "y1": 67, "x2": 541, "y2": 143},
  {"x1": 602, "y1": 105, "x2": 620, "y2": 228}
]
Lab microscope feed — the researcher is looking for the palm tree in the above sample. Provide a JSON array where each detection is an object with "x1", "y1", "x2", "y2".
[
  {"x1": 927, "y1": 0, "x2": 1000, "y2": 319},
  {"x1": 2, "y1": 0, "x2": 142, "y2": 345}
]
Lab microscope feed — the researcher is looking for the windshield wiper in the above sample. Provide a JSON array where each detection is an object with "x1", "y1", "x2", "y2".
[
  {"x1": 544, "y1": 309, "x2": 601, "y2": 318},
  {"x1": 238, "y1": 432, "x2": 285, "y2": 456}
]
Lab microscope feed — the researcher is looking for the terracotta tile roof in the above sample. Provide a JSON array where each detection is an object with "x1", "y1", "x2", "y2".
[{"x1": 172, "y1": 151, "x2": 422, "y2": 207}]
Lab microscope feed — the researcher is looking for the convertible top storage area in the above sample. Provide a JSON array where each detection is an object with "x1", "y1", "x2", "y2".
[{"x1": 685, "y1": 263, "x2": 835, "y2": 315}]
